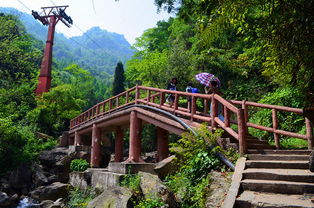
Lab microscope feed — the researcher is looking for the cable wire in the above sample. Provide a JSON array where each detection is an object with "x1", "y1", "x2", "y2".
[
  {"x1": 16, "y1": 0, "x2": 31, "y2": 12},
  {"x1": 92, "y1": 0, "x2": 97, "y2": 14}
]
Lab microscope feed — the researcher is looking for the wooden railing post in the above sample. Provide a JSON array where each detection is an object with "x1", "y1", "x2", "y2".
[
  {"x1": 126, "y1": 92, "x2": 129, "y2": 104},
  {"x1": 109, "y1": 99, "x2": 112, "y2": 110},
  {"x1": 147, "y1": 90, "x2": 151, "y2": 104},
  {"x1": 116, "y1": 97, "x2": 119, "y2": 108},
  {"x1": 159, "y1": 92, "x2": 165, "y2": 107},
  {"x1": 242, "y1": 100, "x2": 249, "y2": 135},
  {"x1": 306, "y1": 118, "x2": 314, "y2": 150},
  {"x1": 204, "y1": 98, "x2": 209, "y2": 114},
  {"x1": 135, "y1": 85, "x2": 140, "y2": 104},
  {"x1": 272, "y1": 109, "x2": 280, "y2": 149},
  {"x1": 224, "y1": 106, "x2": 230, "y2": 127},
  {"x1": 211, "y1": 95, "x2": 218, "y2": 128},
  {"x1": 174, "y1": 94, "x2": 179, "y2": 111},
  {"x1": 238, "y1": 108, "x2": 247, "y2": 154},
  {"x1": 191, "y1": 96, "x2": 196, "y2": 121}
]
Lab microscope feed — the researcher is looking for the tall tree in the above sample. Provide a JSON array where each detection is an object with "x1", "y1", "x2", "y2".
[{"x1": 112, "y1": 61, "x2": 125, "y2": 95}]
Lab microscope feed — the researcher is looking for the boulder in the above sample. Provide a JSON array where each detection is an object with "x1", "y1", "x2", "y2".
[
  {"x1": 139, "y1": 172, "x2": 178, "y2": 208},
  {"x1": 9, "y1": 164, "x2": 33, "y2": 194},
  {"x1": 30, "y1": 182, "x2": 69, "y2": 201},
  {"x1": 33, "y1": 164, "x2": 49, "y2": 187},
  {"x1": 309, "y1": 150, "x2": 314, "y2": 172},
  {"x1": 87, "y1": 187, "x2": 133, "y2": 208},
  {"x1": 39, "y1": 198, "x2": 64, "y2": 208},
  {"x1": 69, "y1": 171, "x2": 92, "y2": 190},
  {"x1": 39, "y1": 148, "x2": 69, "y2": 168},
  {"x1": 154, "y1": 155, "x2": 179, "y2": 179},
  {"x1": 0, "y1": 192, "x2": 10, "y2": 207}
]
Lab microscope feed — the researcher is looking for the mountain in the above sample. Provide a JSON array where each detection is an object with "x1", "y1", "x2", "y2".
[{"x1": 0, "y1": 7, "x2": 133, "y2": 76}]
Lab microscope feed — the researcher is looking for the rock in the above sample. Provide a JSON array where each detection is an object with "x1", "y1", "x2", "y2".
[
  {"x1": 30, "y1": 182, "x2": 69, "y2": 201},
  {"x1": 143, "y1": 151, "x2": 157, "y2": 163},
  {"x1": 87, "y1": 187, "x2": 133, "y2": 208},
  {"x1": 309, "y1": 150, "x2": 314, "y2": 172},
  {"x1": 0, "y1": 192, "x2": 10, "y2": 207},
  {"x1": 40, "y1": 198, "x2": 64, "y2": 208},
  {"x1": 69, "y1": 171, "x2": 92, "y2": 190},
  {"x1": 9, "y1": 194, "x2": 19, "y2": 205},
  {"x1": 9, "y1": 164, "x2": 33, "y2": 193},
  {"x1": 33, "y1": 164, "x2": 49, "y2": 187},
  {"x1": 139, "y1": 172, "x2": 178, "y2": 208},
  {"x1": 154, "y1": 155, "x2": 179, "y2": 179},
  {"x1": 39, "y1": 148, "x2": 69, "y2": 168}
]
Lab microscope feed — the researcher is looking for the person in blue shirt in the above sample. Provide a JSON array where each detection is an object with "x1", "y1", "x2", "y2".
[
  {"x1": 166, "y1": 77, "x2": 178, "y2": 107},
  {"x1": 186, "y1": 82, "x2": 199, "y2": 112}
]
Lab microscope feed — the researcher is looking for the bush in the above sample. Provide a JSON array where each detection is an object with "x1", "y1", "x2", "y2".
[
  {"x1": 120, "y1": 174, "x2": 141, "y2": 194},
  {"x1": 135, "y1": 197, "x2": 166, "y2": 208},
  {"x1": 70, "y1": 159, "x2": 90, "y2": 172},
  {"x1": 66, "y1": 188, "x2": 97, "y2": 208}
]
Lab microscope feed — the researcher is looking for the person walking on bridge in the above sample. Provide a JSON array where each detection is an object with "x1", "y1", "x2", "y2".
[{"x1": 166, "y1": 77, "x2": 178, "y2": 107}]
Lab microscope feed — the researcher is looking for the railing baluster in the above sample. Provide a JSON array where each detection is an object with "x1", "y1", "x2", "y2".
[
  {"x1": 238, "y1": 109, "x2": 247, "y2": 154},
  {"x1": 272, "y1": 109, "x2": 280, "y2": 149},
  {"x1": 116, "y1": 97, "x2": 119, "y2": 108},
  {"x1": 159, "y1": 92, "x2": 165, "y2": 107},
  {"x1": 126, "y1": 92, "x2": 129, "y2": 104},
  {"x1": 242, "y1": 100, "x2": 249, "y2": 135},
  {"x1": 204, "y1": 98, "x2": 209, "y2": 114},
  {"x1": 147, "y1": 90, "x2": 151, "y2": 104},
  {"x1": 97, "y1": 104, "x2": 100, "y2": 115},
  {"x1": 174, "y1": 94, "x2": 179, "y2": 111},
  {"x1": 135, "y1": 85, "x2": 140, "y2": 104},
  {"x1": 191, "y1": 96, "x2": 196, "y2": 121},
  {"x1": 224, "y1": 106, "x2": 230, "y2": 127},
  {"x1": 109, "y1": 99, "x2": 112, "y2": 110},
  {"x1": 306, "y1": 118, "x2": 314, "y2": 150},
  {"x1": 211, "y1": 95, "x2": 218, "y2": 128}
]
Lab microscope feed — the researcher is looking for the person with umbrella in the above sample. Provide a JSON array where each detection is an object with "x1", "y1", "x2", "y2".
[{"x1": 195, "y1": 73, "x2": 224, "y2": 121}]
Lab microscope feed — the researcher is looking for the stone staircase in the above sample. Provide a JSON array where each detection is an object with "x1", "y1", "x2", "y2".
[{"x1": 235, "y1": 149, "x2": 314, "y2": 208}]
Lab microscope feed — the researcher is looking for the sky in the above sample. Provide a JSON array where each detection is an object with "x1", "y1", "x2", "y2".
[{"x1": 0, "y1": 0, "x2": 173, "y2": 44}]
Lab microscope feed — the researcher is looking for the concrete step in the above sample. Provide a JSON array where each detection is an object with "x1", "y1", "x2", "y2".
[
  {"x1": 248, "y1": 154, "x2": 310, "y2": 161},
  {"x1": 246, "y1": 160, "x2": 309, "y2": 169},
  {"x1": 247, "y1": 149, "x2": 312, "y2": 155},
  {"x1": 243, "y1": 168, "x2": 314, "y2": 183},
  {"x1": 247, "y1": 144, "x2": 276, "y2": 149},
  {"x1": 241, "y1": 179, "x2": 314, "y2": 194},
  {"x1": 236, "y1": 191, "x2": 314, "y2": 208}
]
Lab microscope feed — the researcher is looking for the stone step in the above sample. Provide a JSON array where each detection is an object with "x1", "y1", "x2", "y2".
[
  {"x1": 247, "y1": 149, "x2": 312, "y2": 155},
  {"x1": 236, "y1": 191, "x2": 314, "y2": 208},
  {"x1": 247, "y1": 144, "x2": 275, "y2": 149},
  {"x1": 241, "y1": 179, "x2": 314, "y2": 194},
  {"x1": 243, "y1": 168, "x2": 314, "y2": 183},
  {"x1": 248, "y1": 154, "x2": 310, "y2": 161},
  {"x1": 245, "y1": 160, "x2": 309, "y2": 169}
]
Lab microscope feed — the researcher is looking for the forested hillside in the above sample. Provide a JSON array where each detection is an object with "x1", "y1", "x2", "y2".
[
  {"x1": 0, "y1": 7, "x2": 133, "y2": 76},
  {"x1": 0, "y1": 13, "x2": 115, "y2": 174}
]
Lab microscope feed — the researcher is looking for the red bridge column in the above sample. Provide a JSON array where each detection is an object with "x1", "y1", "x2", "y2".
[
  {"x1": 91, "y1": 124, "x2": 102, "y2": 167},
  {"x1": 74, "y1": 131, "x2": 82, "y2": 146},
  {"x1": 157, "y1": 127, "x2": 169, "y2": 162},
  {"x1": 115, "y1": 127, "x2": 124, "y2": 162},
  {"x1": 126, "y1": 111, "x2": 143, "y2": 163}
]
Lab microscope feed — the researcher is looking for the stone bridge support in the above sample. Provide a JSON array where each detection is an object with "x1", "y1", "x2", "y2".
[
  {"x1": 115, "y1": 127, "x2": 124, "y2": 162},
  {"x1": 91, "y1": 124, "x2": 102, "y2": 167},
  {"x1": 157, "y1": 127, "x2": 169, "y2": 162},
  {"x1": 126, "y1": 111, "x2": 143, "y2": 162}
]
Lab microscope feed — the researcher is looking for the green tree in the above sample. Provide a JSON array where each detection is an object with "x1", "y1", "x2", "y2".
[{"x1": 112, "y1": 61, "x2": 125, "y2": 95}]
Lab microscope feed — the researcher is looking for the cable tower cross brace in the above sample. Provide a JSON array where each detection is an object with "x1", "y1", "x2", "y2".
[{"x1": 33, "y1": 5, "x2": 73, "y2": 95}]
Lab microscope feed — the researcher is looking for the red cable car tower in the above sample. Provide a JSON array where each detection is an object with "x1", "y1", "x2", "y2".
[{"x1": 32, "y1": 6, "x2": 73, "y2": 95}]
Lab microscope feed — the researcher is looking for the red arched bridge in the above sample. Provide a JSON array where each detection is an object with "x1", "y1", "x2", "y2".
[{"x1": 65, "y1": 86, "x2": 313, "y2": 167}]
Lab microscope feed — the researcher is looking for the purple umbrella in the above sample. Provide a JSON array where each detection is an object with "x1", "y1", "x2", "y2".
[{"x1": 195, "y1": 72, "x2": 221, "y2": 87}]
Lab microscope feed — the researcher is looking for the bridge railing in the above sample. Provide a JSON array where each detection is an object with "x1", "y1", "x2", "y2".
[
  {"x1": 70, "y1": 85, "x2": 313, "y2": 153},
  {"x1": 230, "y1": 100, "x2": 314, "y2": 149}
]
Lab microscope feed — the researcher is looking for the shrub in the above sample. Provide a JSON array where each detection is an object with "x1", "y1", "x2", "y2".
[
  {"x1": 70, "y1": 159, "x2": 90, "y2": 172},
  {"x1": 66, "y1": 188, "x2": 97, "y2": 208},
  {"x1": 120, "y1": 174, "x2": 141, "y2": 194},
  {"x1": 135, "y1": 197, "x2": 166, "y2": 208}
]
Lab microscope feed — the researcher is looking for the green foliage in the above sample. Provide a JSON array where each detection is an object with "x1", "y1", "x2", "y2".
[
  {"x1": 249, "y1": 87, "x2": 306, "y2": 147},
  {"x1": 70, "y1": 159, "x2": 90, "y2": 172},
  {"x1": 112, "y1": 62, "x2": 125, "y2": 95},
  {"x1": 120, "y1": 174, "x2": 141, "y2": 194},
  {"x1": 135, "y1": 197, "x2": 166, "y2": 208},
  {"x1": 27, "y1": 84, "x2": 85, "y2": 136},
  {"x1": 66, "y1": 188, "x2": 98, "y2": 208}
]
